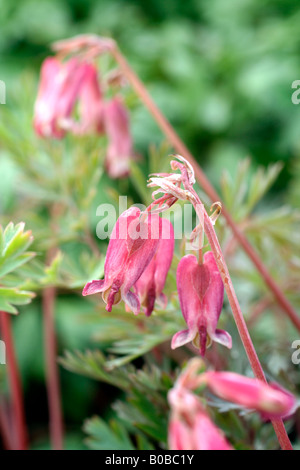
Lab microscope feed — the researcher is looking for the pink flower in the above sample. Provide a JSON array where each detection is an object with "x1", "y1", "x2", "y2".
[
  {"x1": 34, "y1": 57, "x2": 87, "y2": 138},
  {"x1": 171, "y1": 251, "x2": 232, "y2": 356},
  {"x1": 67, "y1": 63, "x2": 104, "y2": 135},
  {"x1": 203, "y1": 371, "x2": 297, "y2": 419},
  {"x1": 34, "y1": 57, "x2": 103, "y2": 138},
  {"x1": 168, "y1": 387, "x2": 232, "y2": 450},
  {"x1": 104, "y1": 97, "x2": 133, "y2": 178},
  {"x1": 134, "y1": 218, "x2": 174, "y2": 316},
  {"x1": 82, "y1": 207, "x2": 161, "y2": 315}
]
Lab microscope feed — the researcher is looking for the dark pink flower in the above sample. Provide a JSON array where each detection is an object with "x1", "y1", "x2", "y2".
[
  {"x1": 203, "y1": 371, "x2": 297, "y2": 419},
  {"x1": 134, "y1": 218, "x2": 174, "y2": 316},
  {"x1": 104, "y1": 97, "x2": 133, "y2": 178},
  {"x1": 168, "y1": 387, "x2": 232, "y2": 451},
  {"x1": 82, "y1": 207, "x2": 161, "y2": 315},
  {"x1": 171, "y1": 251, "x2": 232, "y2": 356}
]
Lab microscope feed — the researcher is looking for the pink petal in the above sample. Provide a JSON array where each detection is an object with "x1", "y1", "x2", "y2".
[
  {"x1": 171, "y1": 328, "x2": 197, "y2": 349},
  {"x1": 82, "y1": 279, "x2": 105, "y2": 296},
  {"x1": 205, "y1": 372, "x2": 297, "y2": 419},
  {"x1": 104, "y1": 97, "x2": 133, "y2": 178},
  {"x1": 202, "y1": 251, "x2": 224, "y2": 335},
  {"x1": 123, "y1": 290, "x2": 140, "y2": 316},
  {"x1": 154, "y1": 218, "x2": 174, "y2": 296},
  {"x1": 194, "y1": 413, "x2": 233, "y2": 450},
  {"x1": 210, "y1": 329, "x2": 232, "y2": 349},
  {"x1": 77, "y1": 64, "x2": 104, "y2": 135}
]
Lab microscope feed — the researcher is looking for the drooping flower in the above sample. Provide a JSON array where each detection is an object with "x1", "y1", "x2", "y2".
[
  {"x1": 64, "y1": 63, "x2": 104, "y2": 135},
  {"x1": 82, "y1": 207, "x2": 161, "y2": 315},
  {"x1": 168, "y1": 385, "x2": 232, "y2": 451},
  {"x1": 34, "y1": 57, "x2": 87, "y2": 138},
  {"x1": 171, "y1": 251, "x2": 232, "y2": 356},
  {"x1": 134, "y1": 218, "x2": 174, "y2": 316},
  {"x1": 203, "y1": 371, "x2": 297, "y2": 419},
  {"x1": 104, "y1": 97, "x2": 133, "y2": 178},
  {"x1": 34, "y1": 57, "x2": 103, "y2": 138}
]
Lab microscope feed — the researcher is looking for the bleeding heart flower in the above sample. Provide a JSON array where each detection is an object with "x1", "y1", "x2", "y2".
[
  {"x1": 168, "y1": 386, "x2": 232, "y2": 451},
  {"x1": 134, "y1": 218, "x2": 174, "y2": 316},
  {"x1": 104, "y1": 97, "x2": 133, "y2": 178},
  {"x1": 203, "y1": 371, "x2": 297, "y2": 419},
  {"x1": 171, "y1": 251, "x2": 232, "y2": 356},
  {"x1": 34, "y1": 57, "x2": 87, "y2": 138},
  {"x1": 82, "y1": 207, "x2": 161, "y2": 315},
  {"x1": 34, "y1": 57, "x2": 103, "y2": 138},
  {"x1": 63, "y1": 63, "x2": 104, "y2": 135}
]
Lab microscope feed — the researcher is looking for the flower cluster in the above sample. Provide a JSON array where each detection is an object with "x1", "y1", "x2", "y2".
[
  {"x1": 83, "y1": 207, "x2": 174, "y2": 316},
  {"x1": 83, "y1": 156, "x2": 230, "y2": 351},
  {"x1": 81, "y1": 154, "x2": 297, "y2": 449},
  {"x1": 34, "y1": 42, "x2": 133, "y2": 178}
]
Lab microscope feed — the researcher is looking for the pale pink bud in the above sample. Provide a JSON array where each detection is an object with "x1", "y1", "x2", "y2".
[
  {"x1": 134, "y1": 218, "x2": 174, "y2": 316},
  {"x1": 104, "y1": 97, "x2": 133, "y2": 178},
  {"x1": 82, "y1": 207, "x2": 161, "y2": 315},
  {"x1": 204, "y1": 371, "x2": 297, "y2": 419},
  {"x1": 171, "y1": 251, "x2": 232, "y2": 356}
]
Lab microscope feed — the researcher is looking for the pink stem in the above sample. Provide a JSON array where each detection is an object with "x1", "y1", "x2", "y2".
[
  {"x1": 203, "y1": 208, "x2": 292, "y2": 450},
  {"x1": 0, "y1": 398, "x2": 14, "y2": 449},
  {"x1": 111, "y1": 46, "x2": 300, "y2": 333},
  {"x1": 42, "y1": 284, "x2": 63, "y2": 450},
  {"x1": 43, "y1": 204, "x2": 64, "y2": 450},
  {"x1": 0, "y1": 312, "x2": 28, "y2": 450}
]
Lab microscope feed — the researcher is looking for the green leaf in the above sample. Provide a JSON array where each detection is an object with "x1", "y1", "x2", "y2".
[
  {"x1": 84, "y1": 416, "x2": 135, "y2": 450},
  {"x1": 106, "y1": 333, "x2": 172, "y2": 369},
  {"x1": 42, "y1": 251, "x2": 63, "y2": 285},
  {"x1": 0, "y1": 287, "x2": 35, "y2": 314},
  {"x1": 59, "y1": 350, "x2": 129, "y2": 389},
  {"x1": 0, "y1": 222, "x2": 35, "y2": 278}
]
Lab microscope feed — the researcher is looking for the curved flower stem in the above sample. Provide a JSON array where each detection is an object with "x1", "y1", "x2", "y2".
[
  {"x1": 147, "y1": 163, "x2": 292, "y2": 448},
  {"x1": 202, "y1": 208, "x2": 292, "y2": 450},
  {"x1": 110, "y1": 45, "x2": 300, "y2": 333},
  {"x1": 0, "y1": 312, "x2": 28, "y2": 450}
]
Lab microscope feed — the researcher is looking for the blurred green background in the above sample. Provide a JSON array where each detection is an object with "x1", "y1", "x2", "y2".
[
  {"x1": 1, "y1": 0, "x2": 300, "y2": 191},
  {"x1": 0, "y1": 0, "x2": 299, "y2": 449}
]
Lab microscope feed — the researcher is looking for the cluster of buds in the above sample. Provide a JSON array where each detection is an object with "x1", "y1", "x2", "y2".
[
  {"x1": 34, "y1": 35, "x2": 133, "y2": 178},
  {"x1": 83, "y1": 156, "x2": 231, "y2": 356},
  {"x1": 168, "y1": 358, "x2": 297, "y2": 450}
]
